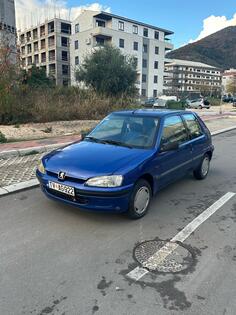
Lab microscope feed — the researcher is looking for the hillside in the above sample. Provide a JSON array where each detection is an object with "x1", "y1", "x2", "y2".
[{"x1": 167, "y1": 26, "x2": 236, "y2": 69}]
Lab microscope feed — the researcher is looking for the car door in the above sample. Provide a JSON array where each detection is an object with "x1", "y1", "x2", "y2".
[
  {"x1": 157, "y1": 115, "x2": 192, "y2": 188},
  {"x1": 182, "y1": 113, "x2": 207, "y2": 169}
]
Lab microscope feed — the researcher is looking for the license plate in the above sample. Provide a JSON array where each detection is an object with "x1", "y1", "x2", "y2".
[{"x1": 48, "y1": 181, "x2": 75, "y2": 197}]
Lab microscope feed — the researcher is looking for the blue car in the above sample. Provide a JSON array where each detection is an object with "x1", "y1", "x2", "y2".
[{"x1": 36, "y1": 109, "x2": 214, "y2": 219}]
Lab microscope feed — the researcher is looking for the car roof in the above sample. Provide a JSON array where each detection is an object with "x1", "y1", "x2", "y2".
[{"x1": 112, "y1": 109, "x2": 193, "y2": 118}]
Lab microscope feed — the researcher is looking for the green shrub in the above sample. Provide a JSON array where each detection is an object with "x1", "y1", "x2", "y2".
[
  {"x1": 0, "y1": 131, "x2": 7, "y2": 143},
  {"x1": 166, "y1": 100, "x2": 186, "y2": 110}
]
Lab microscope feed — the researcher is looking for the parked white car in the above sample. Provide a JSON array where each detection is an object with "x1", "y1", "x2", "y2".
[{"x1": 186, "y1": 98, "x2": 211, "y2": 109}]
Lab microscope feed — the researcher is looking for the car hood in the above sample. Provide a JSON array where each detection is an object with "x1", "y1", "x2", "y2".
[{"x1": 43, "y1": 141, "x2": 151, "y2": 180}]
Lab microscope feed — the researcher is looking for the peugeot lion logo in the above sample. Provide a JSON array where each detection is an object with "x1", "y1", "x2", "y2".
[{"x1": 58, "y1": 171, "x2": 66, "y2": 180}]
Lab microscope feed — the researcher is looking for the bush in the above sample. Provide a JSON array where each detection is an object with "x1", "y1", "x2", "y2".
[
  {"x1": 0, "y1": 131, "x2": 7, "y2": 143},
  {"x1": 0, "y1": 86, "x2": 138, "y2": 125},
  {"x1": 166, "y1": 100, "x2": 186, "y2": 110}
]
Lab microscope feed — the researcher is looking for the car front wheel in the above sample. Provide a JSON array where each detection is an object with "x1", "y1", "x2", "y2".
[
  {"x1": 193, "y1": 154, "x2": 210, "y2": 180},
  {"x1": 127, "y1": 179, "x2": 152, "y2": 219}
]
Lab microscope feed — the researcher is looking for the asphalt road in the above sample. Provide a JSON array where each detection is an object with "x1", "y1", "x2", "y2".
[{"x1": 0, "y1": 130, "x2": 236, "y2": 315}]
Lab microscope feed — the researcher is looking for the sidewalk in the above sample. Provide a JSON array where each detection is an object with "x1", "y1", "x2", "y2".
[{"x1": 0, "y1": 116, "x2": 236, "y2": 194}]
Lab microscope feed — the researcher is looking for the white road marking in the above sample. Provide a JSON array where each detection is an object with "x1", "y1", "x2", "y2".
[{"x1": 127, "y1": 192, "x2": 236, "y2": 281}]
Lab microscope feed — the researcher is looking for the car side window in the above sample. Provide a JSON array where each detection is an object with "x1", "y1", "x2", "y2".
[
  {"x1": 161, "y1": 115, "x2": 188, "y2": 147},
  {"x1": 183, "y1": 114, "x2": 203, "y2": 139}
]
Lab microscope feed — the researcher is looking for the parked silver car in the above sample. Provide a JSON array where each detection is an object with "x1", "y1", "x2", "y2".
[{"x1": 186, "y1": 98, "x2": 211, "y2": 109}]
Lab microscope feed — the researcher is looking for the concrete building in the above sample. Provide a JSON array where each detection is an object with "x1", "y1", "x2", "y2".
[
  {"x1": 222, "y1": 69, "x2": 236, "y2": 93},
  {"x1": 164, "y1": 59, "x2": 222, "y2": 96},
  {"x1": 0, "y1": 0, "x2": 16, "y2": 60},
  {"x1": 19, "y1": 18, "x2": 71, "y2": 86},
  {"x1": 70, "y1": 10, "x2": 173, "y2": 97}
]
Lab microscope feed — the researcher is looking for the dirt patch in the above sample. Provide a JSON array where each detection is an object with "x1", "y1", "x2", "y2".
[{"x1": 0, "y1": 120, "x2": 98, "y2": 141}]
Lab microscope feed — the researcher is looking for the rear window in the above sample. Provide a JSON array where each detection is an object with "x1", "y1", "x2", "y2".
[{"x1": 182, "y1": 114, "x2": 203, "y2": 139}]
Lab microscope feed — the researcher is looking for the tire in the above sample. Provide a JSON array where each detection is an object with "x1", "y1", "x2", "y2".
[
  {"x1": 198, "y1": 105, "x2": 203, "y2": 109},
  {"x1": 127, "y1": 179, "x2": 152, "y2": 219},
  {"x1": 193, "y1": 154, "x2": 210, "y2": 180}
]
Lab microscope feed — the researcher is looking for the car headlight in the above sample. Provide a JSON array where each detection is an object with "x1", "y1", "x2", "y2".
[
  {"x1": 86, "y1": 175, "x2": 123, "y2": 188},
  {"x1": 37, "y1": 160, "x2": 46, "y2": 174}
]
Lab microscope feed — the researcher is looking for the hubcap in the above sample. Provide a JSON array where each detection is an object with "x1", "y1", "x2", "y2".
[
  {"x1": 134, "y1": 187, "x2": 150, "y2": 214},
  {"x1": 202, "y1": 156, "x2": 210, "y2": 176}
]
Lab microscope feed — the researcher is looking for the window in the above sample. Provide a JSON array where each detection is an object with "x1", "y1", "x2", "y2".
[
  {"x1": 61, "y1": 37, "x2": 68, "y2": 47},
  {"x1": 96, "y1": 19, "x2": 106, "y2": 27},
  {"x1": 88, "y1": 114, "x2": 158, "y2": 148},
  {"x1": 74, "y1": 40, "x2": 79, "y2": 49},
  {"x1": 48, "y1": 21, "x2": 54, "y2": 34},
  {"x1": 154, "y1": 61, "x2": 158, "y2": 69},
  {"x1": 49, "y1": 36, "x2": 55, "y2": 47},
  {"x1": 142, "y1": 89, "x2": 146, "y2": 97},
  {"x1": 183, "y1": 114, "x2": 203, "y2": 139},
  {"x1": 27, "y1": 44, "x2": 32, "y2": 54},
  {"x1": 119, "y1": 38, "x2": 124, "y2": 48},
  {"x1": 75, "y1": 56, "x2": 79, "y2": 65},
  {"x1": 133, "y1": 41, "x2": 138, "y2": 51},
  {"x1": 62, "y1": 51, "x2": 68, "y2": 61},
  {"x1": 142, "y1": 59, "x2": 147, "y2": 68},
  {"x1": 133, "y1": 25, "x2": 138, "y2": 34},
  {"x1": 49, "y1": 50, "x2": 55, "y2": 61},
  {"x1": 142, "y1": 74, "x2": 147, "y2": 83},
  {"x1": 133, "y1": 57, "x2": 138, "y2": 68},
  {"x1": 153, "y1": 90, "x2": 157, "y2": 97},
  {"x1": 143, "y1": 28, "x2": 148, "y2": 37},
  {"x1": 75, "y1": 23, "x2": 80, "y2": 33},
  {"x1": 154, "y1": 31, "x2": 159, "y2": 40},
  {"x1": 154, "y1": 75, "x2": 158, "y2": 83},
  {"x1": 161, "y1": 116, "x2": 188, "y2": 147},
  {"x1": 143, "y1": 44, "x2": 148, "y2": 53},
  {"x1": 61, "y1": 23, "x2": 71, "y2": 34},
  {"x1": 155, "y1": 46, "x2": 159, "y2": 54},
  {"x1": 41, "y1": 39, "x2": 45, "y2": 49},
  {"x1": 118, "y1": 21, "x2": 124, "y2": 31},
  {"x1": 62, "y1": 64, "x2": 69, "y2": 75}
]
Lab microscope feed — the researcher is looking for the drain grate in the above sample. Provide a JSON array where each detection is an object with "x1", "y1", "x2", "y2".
[{"x1": 134, "y1": 239, "x2": 193, "y2": 273}]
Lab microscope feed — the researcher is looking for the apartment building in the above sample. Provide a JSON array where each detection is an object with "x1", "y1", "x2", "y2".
[
  {"x1": 19, "y1": 18, "x2": 71, "y2": 86},
  {"x1": 0, "y1": 0, "x2": 17, "y2": 61},
  {"x1": 70, "y1": 10, "x2": 173, "y2": 97},
  {"x1": 222, "y1": 69, "x2": 236, "y2": 93},
  {"x1": 164, "y1": 59, "x2": 222, "y2": 96}
]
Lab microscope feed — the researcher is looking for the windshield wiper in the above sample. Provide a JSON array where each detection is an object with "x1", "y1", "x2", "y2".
[
  {"x1": 101, "y1": 139, "x2": 133, "y2": 149},
  {"x1": 84, "y1": 136, "x2": 106, "y2": 144}
]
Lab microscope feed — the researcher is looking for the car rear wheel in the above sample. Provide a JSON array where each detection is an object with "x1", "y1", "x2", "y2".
[
  {"x1": 127, "y1": 179, "x2": 151, "y2": 219},
  {"x1": 193, "y1": 154, "x2": 210, "y2": 180},
  {"x1": 198, "y1": 105, "x2": 203, "y2": 109}
]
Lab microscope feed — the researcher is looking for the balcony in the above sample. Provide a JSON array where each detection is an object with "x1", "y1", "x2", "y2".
[{"x1": 91, "y1": 27, "x2": 113, "y2": 42}]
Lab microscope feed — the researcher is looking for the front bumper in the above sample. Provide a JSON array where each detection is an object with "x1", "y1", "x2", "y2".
[{"x1": 36, "y1": 170, "x2": 133, "y2": 213}]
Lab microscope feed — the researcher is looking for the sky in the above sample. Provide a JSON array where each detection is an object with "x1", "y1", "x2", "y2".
[{"x1": 15, "y1": 0, "x2": 236, "y2": 49}]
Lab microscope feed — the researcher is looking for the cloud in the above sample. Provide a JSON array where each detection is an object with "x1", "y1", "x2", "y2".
[
  {"x1": 15, "y1": 0, "x2": 111, "y2": 31},
  {"x1": 189, "y1": 13, "x2": 236, "y2": 43}
]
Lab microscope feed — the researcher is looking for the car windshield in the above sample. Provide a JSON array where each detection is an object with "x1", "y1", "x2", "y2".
[{"x1": 86, "y1": 113, "x2": 159, "y2": 149}]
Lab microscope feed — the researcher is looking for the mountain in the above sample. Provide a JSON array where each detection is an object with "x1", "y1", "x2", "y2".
[{"x1": 167, "y1": 26, "x2": 236, "y2": 70}]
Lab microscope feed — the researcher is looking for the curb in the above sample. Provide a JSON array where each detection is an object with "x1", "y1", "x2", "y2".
[
  {"x1": 211, "y1": 125, "x2": 236, "y2": 136},
  {"x1": 0, "y1": 179, "x2": 39, "y2": 196},
  {"x1": 0, "y1": 142, "x2": 72, "y2": 159},
  {"x1": 0, "y1": 126, "x2": 236, "y2": 197}
]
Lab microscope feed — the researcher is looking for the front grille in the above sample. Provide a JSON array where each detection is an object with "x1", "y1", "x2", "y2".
[
  {"x1": 46, "y1": 187, "x2": 88, "y2": 205},
  {"x1": 46, "y1": 171, "x2": 85, "y2": 184}
]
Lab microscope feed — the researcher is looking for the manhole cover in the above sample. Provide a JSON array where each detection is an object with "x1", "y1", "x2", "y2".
[{"x1": 134, "y1": 240, "x2": 193, "y2": 273}]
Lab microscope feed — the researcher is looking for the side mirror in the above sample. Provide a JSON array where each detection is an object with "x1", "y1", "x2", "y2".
[
  {"x1": 160, "y1": 142, "x2": 179, "y2": 152},
  {"x1": 81, "y1": 131, "x2": 88, "y2": 141}
]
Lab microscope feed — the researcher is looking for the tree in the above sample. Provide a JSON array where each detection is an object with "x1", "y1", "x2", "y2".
[
  {"x1": 226, "y1": 77, "x2": 236, "y2": 95},
  {"x1": 23, "y1": 65, "x2": 55, "y2": 88},
  {"x1": 76, "y1": 45, "x2": 138, "y2": 96}
]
